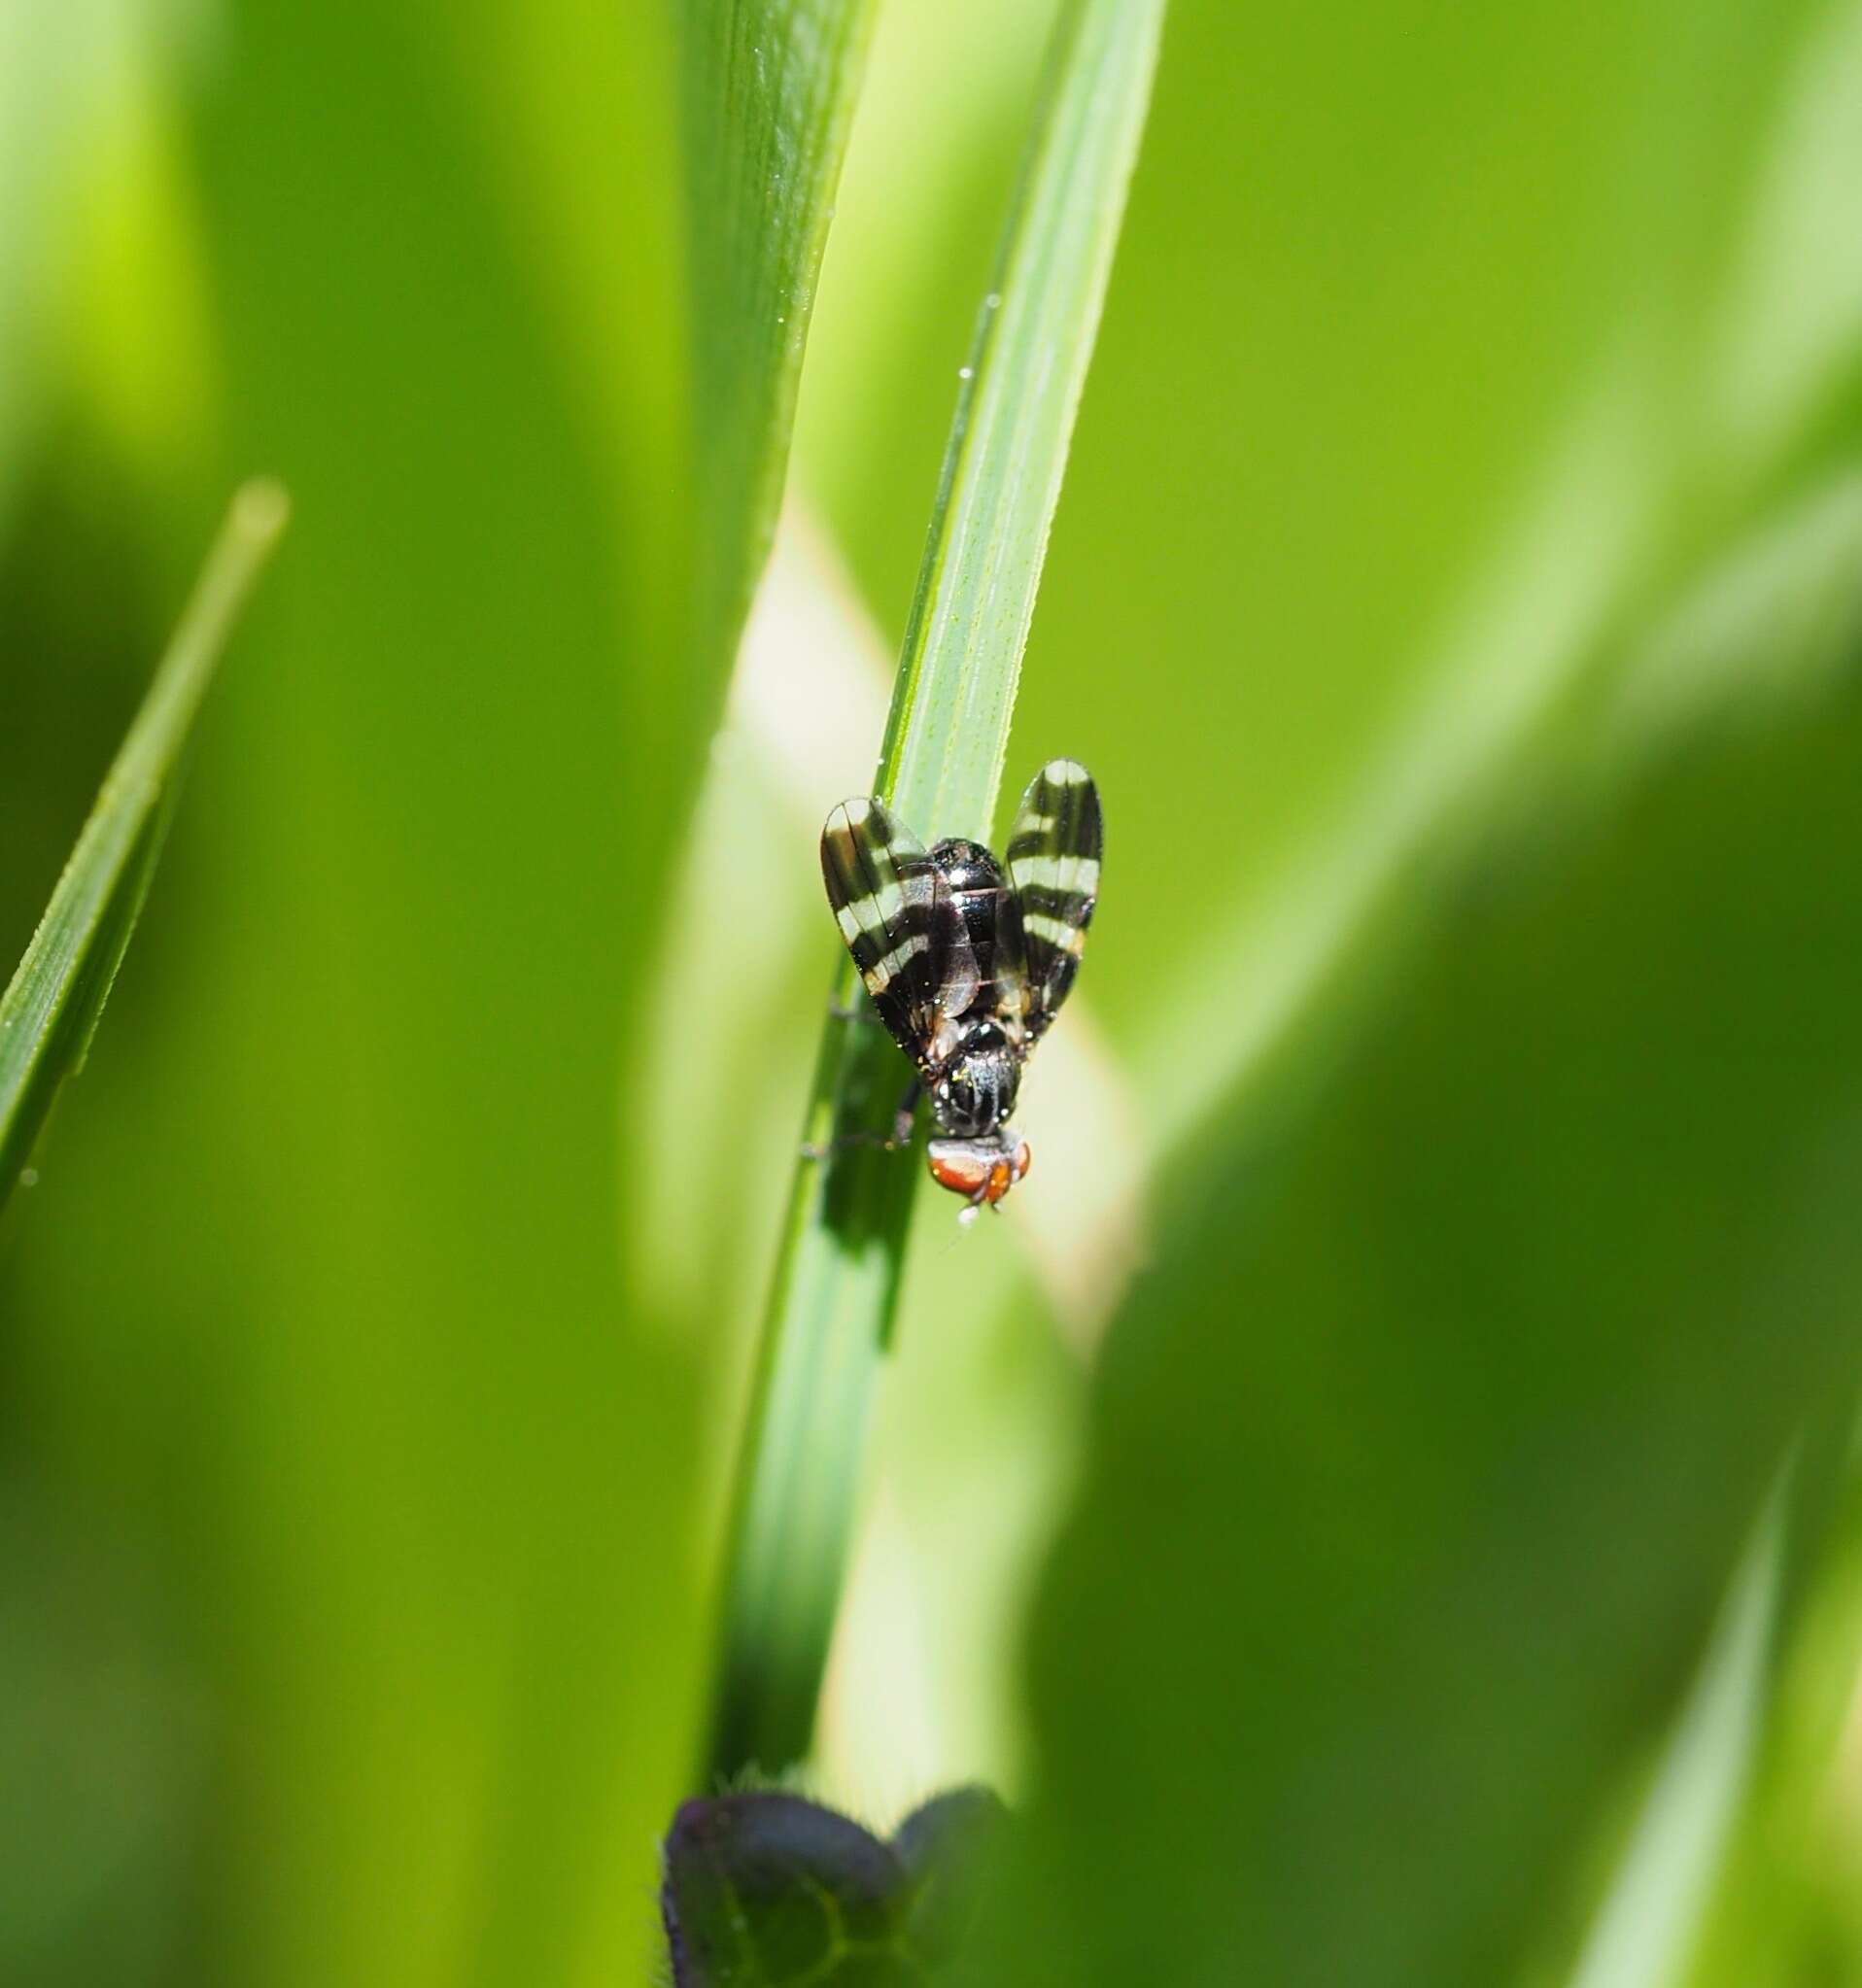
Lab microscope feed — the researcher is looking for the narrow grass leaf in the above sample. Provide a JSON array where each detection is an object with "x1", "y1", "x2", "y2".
[
  {"x1": 0, "y1": 482, "x2": 286, "y2": 1213},
  {"x1": 877, "y1": 0, "x2": 1164, "y2": 836},
  {"x1": 705, "y1": 0, "x2": 1166, "y2": 1784}
]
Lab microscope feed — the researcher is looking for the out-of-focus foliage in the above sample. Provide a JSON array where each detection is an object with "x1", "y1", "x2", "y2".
[
  {"x1": 1, "y1": 1, "x2": 862, "y2": 1984},
  {"x1": 5, "y1": 0, "x2": 1862, "y2": 1984},
  {"x1": 1683, "y1": 1471, "x2": 1862, "y2": 1988},
  {"x1": 985, "y1": 476, "x2": 1862, "y2": 1985}
]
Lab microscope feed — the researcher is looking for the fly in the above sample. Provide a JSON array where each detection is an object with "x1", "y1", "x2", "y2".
[{"x1": 819, "y1": 758, "x2": 1102, "y2": 1216}]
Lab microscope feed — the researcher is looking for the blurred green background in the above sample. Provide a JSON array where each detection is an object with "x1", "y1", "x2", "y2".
[{"x1": 8, "y1": 0, "x2": 1862, "y2": 1983}]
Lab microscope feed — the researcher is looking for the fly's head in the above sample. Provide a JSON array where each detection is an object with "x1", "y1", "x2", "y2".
[{"x1": 926, "y1": 1131, "x2": 1031, "y2": 1219}]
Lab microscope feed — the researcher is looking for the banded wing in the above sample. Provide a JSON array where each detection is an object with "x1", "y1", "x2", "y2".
[
  {"x1": 1006, "y1": 758, "x2": 1102, "y2": 1039},
  {"x1": 821, "y1": 797, "x2": 980, "y2": 1069}
]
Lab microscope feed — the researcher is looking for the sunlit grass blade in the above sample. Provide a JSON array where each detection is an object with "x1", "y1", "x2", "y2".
[
  {"x1": 0, "y1": 481, "x2": 286, "y2": 1211},
  {"x1": 679, "y1": 0, "x2": 878, "y2": 676},
  {"x1": 704, "y1": 0, "x2": 1167, "y2": 1784}
]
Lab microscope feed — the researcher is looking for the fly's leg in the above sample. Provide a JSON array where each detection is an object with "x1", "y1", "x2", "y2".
[
  {"x1": 956, "y1": 1178, "x2": 995, "y2": 1228},
  {"x1": 800, "y1": 1080, "x2": 922, "y2": 1162}
]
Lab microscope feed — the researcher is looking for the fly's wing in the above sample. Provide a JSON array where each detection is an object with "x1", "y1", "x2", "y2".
[
  {"x1": 1006, "y1": 758, "x2": 1102, "y2": 1040},
  {"x1": 821, "y1": 797, "x2": 981, "y2": 1068}
]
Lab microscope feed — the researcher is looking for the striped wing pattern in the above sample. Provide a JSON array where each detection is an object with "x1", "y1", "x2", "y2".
[
  {"x1": 821, "y1": 797, "x2": 980, "y2": 1067},
  {"x1": 1006, "y1": 758, "x2": 1102, "y2": 1038}
]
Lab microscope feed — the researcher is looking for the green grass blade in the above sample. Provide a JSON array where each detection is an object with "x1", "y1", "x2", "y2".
[
  {"x1": 0, "y1": 482, "x2": 286, "y2": 1212},
  {"x1": 705, "y1": 0, "x2": 1166, "y2": 1783},
  {"x1": 679, "y1": 0, "x2": 878, "y2": 677},
  {"x1": 878, "y1": 0, "x2": 1163, "y2": 836}
]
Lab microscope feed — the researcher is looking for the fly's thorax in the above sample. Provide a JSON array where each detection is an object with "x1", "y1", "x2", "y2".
[{"x1": 929, "y1": 1017, "x2": 1021, "y2": 1137}]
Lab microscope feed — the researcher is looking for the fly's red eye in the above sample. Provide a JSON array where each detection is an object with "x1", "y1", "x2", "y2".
[{"x1": 927, "y1": 1145, "x2": 991, "y2": 1197}]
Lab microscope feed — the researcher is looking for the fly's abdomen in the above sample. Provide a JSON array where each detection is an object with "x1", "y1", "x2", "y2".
[{"x1": 929, "y1": 837, "x2": 1013, "y2": 1018}]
